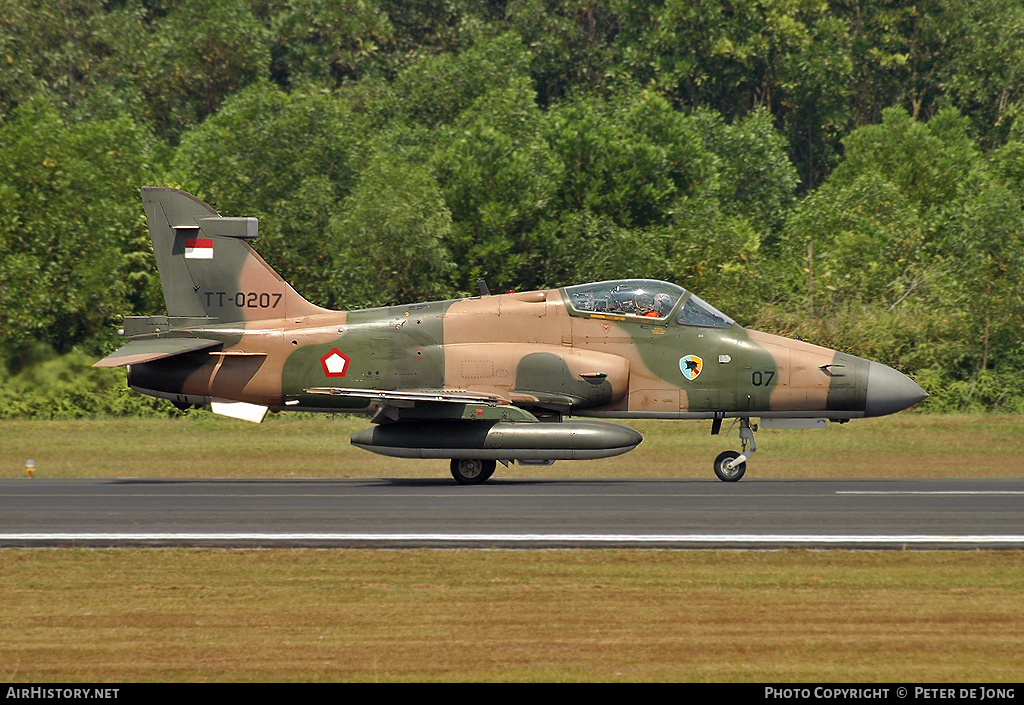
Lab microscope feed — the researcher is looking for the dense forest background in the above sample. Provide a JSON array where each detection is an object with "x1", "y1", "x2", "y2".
[{"x1": 1, "y1": 0, "x2": 1023, "y2": 416}]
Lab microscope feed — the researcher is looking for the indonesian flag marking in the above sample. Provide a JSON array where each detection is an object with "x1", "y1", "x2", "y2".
[{"x1": 185, "y1": 237, "x2": 214, "y2": 259}]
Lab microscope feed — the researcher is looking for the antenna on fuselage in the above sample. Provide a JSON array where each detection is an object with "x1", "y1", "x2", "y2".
[{"x1": 478, "y1": 280, "x2": 491, "y2": 296}]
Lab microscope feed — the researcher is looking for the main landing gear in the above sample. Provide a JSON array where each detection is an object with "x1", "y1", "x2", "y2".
[
  {"x1": 712, "y1": 417, "x2": 757, "y2": 482},
  {"x1": 450, "y1": 458, "x2": 496, "y2": 485}
]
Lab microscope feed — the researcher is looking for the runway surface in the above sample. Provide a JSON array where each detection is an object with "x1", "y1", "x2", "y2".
[{"x1": 2, "y1": 476, "x2": 1022, "y2": 548}]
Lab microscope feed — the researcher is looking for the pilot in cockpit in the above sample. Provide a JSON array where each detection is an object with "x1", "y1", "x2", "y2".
[{"x1": 644, "y1": 292, "x2": 674, "y2": 318}]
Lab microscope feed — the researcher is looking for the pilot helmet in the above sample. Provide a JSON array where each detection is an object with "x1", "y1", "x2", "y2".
[{"x1": 654, "y1": 293, "x2": 673, "y2": 316}]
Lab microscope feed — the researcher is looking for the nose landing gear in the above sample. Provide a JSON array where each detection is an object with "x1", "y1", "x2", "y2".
[{"x1": 713, "y1": 418, "x2": 757, "y2": 482}]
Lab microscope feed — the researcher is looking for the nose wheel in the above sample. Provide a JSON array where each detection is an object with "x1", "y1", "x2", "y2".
[
  {"x1": 714, "y1": 450, "x2": 746, "y2": 482},
  {"x1": 713, "y1": 418, "x2": 757, "y2": 482}
]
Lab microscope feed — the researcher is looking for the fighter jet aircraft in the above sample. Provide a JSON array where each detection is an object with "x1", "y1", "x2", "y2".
[{"x1": 95, "y1": 188, "x2": 927, "y2": 483}]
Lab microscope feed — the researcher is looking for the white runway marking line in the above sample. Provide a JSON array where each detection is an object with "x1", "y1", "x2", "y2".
[
  {"x1": 836, "y1": 491, "x2": 1024, "y2": 495},
  {"x1": 2, "y1": 533, "x2": 1023, "y2": 545}
]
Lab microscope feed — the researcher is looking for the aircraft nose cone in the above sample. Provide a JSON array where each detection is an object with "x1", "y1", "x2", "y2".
[{"x1": 864, "y1": 361, "x2": 928, "y2": 417}]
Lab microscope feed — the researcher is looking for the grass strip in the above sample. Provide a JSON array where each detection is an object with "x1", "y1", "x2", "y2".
[
  {"x1": 2, "y1": 413, "x2": 1023, "y2": 479},
  {"x1": 1, "y1": 548, "x2": 1021, "y2": 682}
]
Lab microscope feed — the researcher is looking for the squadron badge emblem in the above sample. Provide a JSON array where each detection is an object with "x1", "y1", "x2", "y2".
[{"x1": 679, "y1": 354, "x2": 703, "y2": 381}]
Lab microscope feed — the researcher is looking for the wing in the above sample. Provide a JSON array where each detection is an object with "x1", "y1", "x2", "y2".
[
  {"x1": 93, "y1": 338, "x2": 223, "y2": 367},
  {"x1": 303, "y1": 386, "x2": 541, "y2": 422}
]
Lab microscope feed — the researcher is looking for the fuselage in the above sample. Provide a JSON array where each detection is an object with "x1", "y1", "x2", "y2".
[{"x1": 127, "y1": 279, "x2": 926, "y2": 421}]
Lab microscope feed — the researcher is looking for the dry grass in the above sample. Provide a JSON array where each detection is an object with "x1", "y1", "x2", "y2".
[
  {"x1": 1, "y1": 413, "x2": 1022, "y2": 479},
  {"x1": 1, "y1": 549, "x2": 1021, "y2": 682}
]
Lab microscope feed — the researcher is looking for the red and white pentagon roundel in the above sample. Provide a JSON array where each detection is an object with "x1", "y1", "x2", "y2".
[{"x1": 320, "y1": 348, "x2": 350, "y2": 377}]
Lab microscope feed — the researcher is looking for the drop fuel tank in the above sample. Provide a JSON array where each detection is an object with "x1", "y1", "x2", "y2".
[{"x1": 350, "y1": 419, "x2": 642, "y2": 461}]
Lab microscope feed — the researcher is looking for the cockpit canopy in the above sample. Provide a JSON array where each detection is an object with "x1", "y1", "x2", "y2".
[
  {"x1": 562, "y1": 279, "x2": 734, "y2": 328},
  {"x1": 676, "y1": 292, "x2": 734, "y2": 328},
  {"x1": 565, "y1": 279, "x2": 683, "y2": 318}
]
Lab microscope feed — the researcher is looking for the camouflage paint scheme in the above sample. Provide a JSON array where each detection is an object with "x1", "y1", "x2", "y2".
[{"x1": 97, "y1": 189, "x2": 927, "y2": 483}]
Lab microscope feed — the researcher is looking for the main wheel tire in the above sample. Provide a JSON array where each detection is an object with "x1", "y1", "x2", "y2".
[
  {"x1": 713, "y1": 450, "x2": 746, "y2": 482},
  {"x1": 450, "y1": 458, "x2": 496, "y2": 485}
]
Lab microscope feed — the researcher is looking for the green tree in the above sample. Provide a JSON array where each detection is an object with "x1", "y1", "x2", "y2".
[
  {"x1": 940, "y1": 174, "x2": 1024, "y2": 376},
  {"x1": 172, "y1": 80, "x2": 360, "y2": 213},
  {"x1": 0, "y1": 98, "x2": 162, "y2": 369},
  {"x1": 937, "y1": 0, "x2": 1024, "y2": 145},
  {"x1": 692, "y1": 107, "x2": 799, "y2": 231},
  {"x1": 774, "y1": 11, "x2": 852, "y2": 190},
  {"x1": 0, "y1": 0, "x2": 153, "y2": 121},
  {"x1": 388, "y1": 31, "x2": 533, "y2": 128},
  {"x1": 330, "y1": 151, "x2": 455, "y2": 308},
  {"x1": 542, "y1": 89, "x2": 716, "y2": 228},
  {"x1": 831, "y1": 106, "x2": 980, "y2": 214},
  {"x1": 612, "y1": 0, "x2": 826, "y2": 116},
  {"x1": 132, "y1": 0, "x2": 272, "y2": 142},
  {"x1": 504, "y1": 0, "x2": 619, "y2": 105},
  {"x1": 781, "y1": 171, "x2": 931, "y2": 312},
  {"x1": 433, "y1": 76, "x2": 563, "y2": 290},
  {"x1": 990, "y1": 117, "x2": 1024, "y2": 202},
  {"x1": 266, "y1": 0, "x2": 394, "y2": 87}
]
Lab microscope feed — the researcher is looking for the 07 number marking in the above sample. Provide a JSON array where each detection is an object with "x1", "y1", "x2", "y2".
[{"x1": 751, "y1": 370, "x2": 775, "y2": 386}]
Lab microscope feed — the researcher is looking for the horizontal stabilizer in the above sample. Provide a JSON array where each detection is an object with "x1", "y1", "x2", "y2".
[{"x1": 93, "y1": 338, "x2": 222, "y2": 367}]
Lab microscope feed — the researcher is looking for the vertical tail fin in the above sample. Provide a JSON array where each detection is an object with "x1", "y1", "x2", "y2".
[{"x1": 141, "y1": 187, "x2": 328, "y2": 322}]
